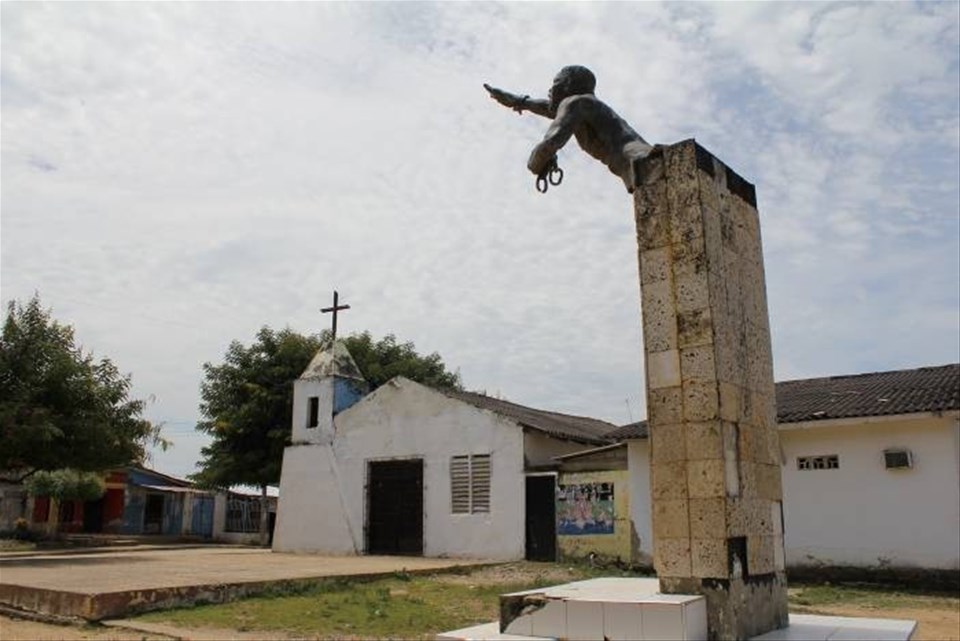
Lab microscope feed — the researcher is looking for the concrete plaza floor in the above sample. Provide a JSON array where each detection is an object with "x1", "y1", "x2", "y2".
[{"x1": 0, "y1": 544, "x2": 492, "y2": 620}]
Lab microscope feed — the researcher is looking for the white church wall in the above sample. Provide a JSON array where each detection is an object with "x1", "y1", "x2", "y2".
[
  {"x1": 273, "y1": 444, "x2": 357, "y2": 554},
  {"x1": 291, "y1": 378, "x2": 334, "y2": 444},
  {"x1": 780, "y1": 414, "x2": 960, "y2": 570},
  {"x1": 335, "y1": 378, "x2": 527, "y2": 560}
]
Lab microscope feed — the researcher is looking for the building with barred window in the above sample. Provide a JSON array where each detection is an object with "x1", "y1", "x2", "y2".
[{"x1": 603, "y1": 363, "x2": 960, "y2": 574}]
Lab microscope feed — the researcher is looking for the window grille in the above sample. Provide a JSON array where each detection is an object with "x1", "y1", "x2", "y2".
[
  {"x1": 797, "y1": 455, "x2": 839, "y2": 470},
  {"x1": 884, "y1": 449, "x2": 912, "y2": 469},
  {"x1": 451, "y1": 454, "x2": 491, "y2": 514},
  {"x1": 225, "y1": 496, "x2": 262, "y2": 533}
]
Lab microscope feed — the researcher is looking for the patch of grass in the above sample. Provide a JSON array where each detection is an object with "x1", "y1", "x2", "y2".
[
  {"x1": 135, "y1": 562, "x2": 621, "y2": 638},
  {"x1": 139, "y1": 576, "x2": 506, "y2": 638},
  {"x1": 789, "y1": 584, "x2": 960, "y2": 612}
]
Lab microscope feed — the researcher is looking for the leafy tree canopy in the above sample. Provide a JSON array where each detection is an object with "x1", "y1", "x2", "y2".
[
  {"x1": 192, "y1": 328, "x2": 461, "y2": 490},
  {"x1": 25, "y1": 469, "x2": 106, "y2": 501},
  {"x1": 0, "y1": 295, "x2": 163, "y2": 482}
]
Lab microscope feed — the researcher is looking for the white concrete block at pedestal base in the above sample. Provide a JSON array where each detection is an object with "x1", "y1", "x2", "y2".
[
  {"x1": 751, "y1": 614, "x2": 917, "y2": 641},
  {"x1": 436, "y1": 621, "x2": 552, "y2": 641},
  {"x1": 499, "y1": 578, "x2": 707, "y2": 641}
]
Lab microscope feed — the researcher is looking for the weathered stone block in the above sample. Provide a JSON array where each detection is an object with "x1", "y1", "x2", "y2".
[
  {"x1": 641, "y1": 280, "x2": 679, "y2": 353},
  {"x1": 774, "y1": 534, "x2": 786, "y2": 571},
  {"x1": 685, "y1": 421, "x2": 724, "y2": 460},
  {"x1": 636, "y1": 184, "x2": 669, "y2": 247},
  {"x1": 702, "y1": 207, "x2": 725, "y2": 277},
  {"x1": 755, "y1": 464, "x2": 783, "y2": 501},
  {"x1": 651, "y1": 461, "x2": 688, "y2": 500},
  {"x1": 725, "y1": 498, "x2": 748, "y2": 538},
  {"x1": 672, "y1": 235, "x2": 707, "y2": 280},
  {"x1": 656, "y1": 538, "x2": 692, "y2": 578},
  {"x1": 738, "y1": 426, "x2": 764, "y2": 464},
  {"x1": 651, "y1": 423, "x2": 686, "y2": 462},
  {"x1": 647, "y1": 349, "x2": 681, "y2": 390},
  {"x1": 653, "y1": 499, "x2": 690, "y2": 539},
  {"x1": 748, "y1": 390, "x2": 776, "y2": 430},
  {"x1": 647, "y1": 386, "x2": 683, "y2": 425},
  {"x1": 748, "y1": 535, "x2": 775, "y2": 576},
  {"x1": 698, "y1": 170, "x2": 721, "y2": 214},
  {"x1": 680, "y1": 345, "x2": 717, "y2": 384},
  {"x1": 718, "y1": 383, "x2": 741, "y2": 422},
  {"x1": 687, "y1": 460, "x2": 726, "y2": 499},
  {"x1": 675, "y1": 272, "x2": 710, "y2": 314},
  {"x1": 677, "y1": 309, "x2": 713, "y2": 349},
  {"x1": 640, "y1": 246, "x2": 671, "y2": 284},
  {"x1": 682, "y1": 381, "x2": 719, "y2": 421},
  {"x1": 752, "y1": 499, "x2": 776, "y2": 536},
  {"x1": 689, "y1": 497, "x2": 726, "y2": 539},
  {"x1": 692, "y1": 538, "x2": 729, "y2": 579}
]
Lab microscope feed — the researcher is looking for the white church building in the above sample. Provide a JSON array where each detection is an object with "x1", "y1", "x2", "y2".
[{"x1": 273, "y1": 341, "x2": 616, "y2": 560}]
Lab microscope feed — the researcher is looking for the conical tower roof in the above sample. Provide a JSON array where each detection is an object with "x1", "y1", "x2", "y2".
[{"x1": 299, "y1": 340, "x2": 365, "y2": 382}]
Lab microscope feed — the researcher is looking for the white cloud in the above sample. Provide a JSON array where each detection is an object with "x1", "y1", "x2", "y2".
[{"x1": 2, "y1": 2, "x2": 957, "y2": 477}]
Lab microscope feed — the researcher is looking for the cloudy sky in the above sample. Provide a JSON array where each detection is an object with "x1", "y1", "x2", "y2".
[{"x1": 3, "y1": 2, "x2": 958, "y2": 479}]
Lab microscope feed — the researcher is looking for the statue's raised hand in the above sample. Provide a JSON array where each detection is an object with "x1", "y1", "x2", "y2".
[{"x1": 484, "y1": 83, "x2": 527, "y2": 114}]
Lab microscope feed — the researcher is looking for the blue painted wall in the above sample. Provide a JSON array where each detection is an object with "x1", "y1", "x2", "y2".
[{"x1": 334, "y1": 377, "x2": 367, "y2": 415}]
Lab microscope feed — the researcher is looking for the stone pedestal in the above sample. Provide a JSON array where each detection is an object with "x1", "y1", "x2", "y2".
[{"x1": 634, "y1": 139, "x2": 788, "y2": 640}]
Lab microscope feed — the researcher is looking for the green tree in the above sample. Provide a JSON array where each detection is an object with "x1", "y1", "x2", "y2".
[
  {"x1": 0, "y1": 295, "x2": 163, "y2": 485},
  {"x1": 193, "y1": 327, "x2": 461, "y2": 544}
]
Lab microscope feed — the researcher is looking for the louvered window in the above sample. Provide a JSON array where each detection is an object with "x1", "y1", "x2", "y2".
[{"x1": 451, "y1": 454, "x2": 491, "y2": 514}]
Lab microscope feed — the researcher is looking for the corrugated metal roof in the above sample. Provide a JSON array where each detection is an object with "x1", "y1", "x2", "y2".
[
  {"x1": 442, "y1": 390, "x2": 617, "y2": 446},
  {"x1": 135, "y1": 484, "x2": 211, "y2": 494}
]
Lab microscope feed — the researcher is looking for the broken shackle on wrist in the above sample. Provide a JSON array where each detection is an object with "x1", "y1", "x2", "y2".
[{"x1": 536, "y1": 159, "x2": 564, "y2": 194}]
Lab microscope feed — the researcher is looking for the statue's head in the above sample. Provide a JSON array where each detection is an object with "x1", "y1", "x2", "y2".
[{"x1": 549, "y1": 65, "x2": 596, "y2": 109}]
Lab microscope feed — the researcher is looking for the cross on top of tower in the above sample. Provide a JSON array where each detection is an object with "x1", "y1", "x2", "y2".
[{"x1": 320, "y1": 290, "x2": 350, "y2": 342}]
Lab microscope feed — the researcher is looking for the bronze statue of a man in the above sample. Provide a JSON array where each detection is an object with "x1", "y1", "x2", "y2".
[{"x1": 485, "y1": 65, "x2": 655, "y2": 193}]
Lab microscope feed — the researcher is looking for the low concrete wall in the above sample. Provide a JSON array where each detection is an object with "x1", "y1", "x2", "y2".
[{"x1": 0, "y1": 565, "x2": 487, "y2": 621}]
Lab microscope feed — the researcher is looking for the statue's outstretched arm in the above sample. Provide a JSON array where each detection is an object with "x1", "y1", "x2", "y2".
[
  {"x1": 484, "y1": 84, "x2": 553, "y2": 118},
  {"x1": 527, "y1": 98, "x2": 581, "y2": 175}
]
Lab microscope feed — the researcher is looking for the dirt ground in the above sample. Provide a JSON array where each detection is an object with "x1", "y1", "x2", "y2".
[{"x1": 2, "y1": 560, "x2": 957, "y2": 641}]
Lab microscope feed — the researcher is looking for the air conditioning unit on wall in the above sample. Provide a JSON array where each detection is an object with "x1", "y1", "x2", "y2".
[{"x1": 883, "y1": 448, "x2": 913, "y2": 470}]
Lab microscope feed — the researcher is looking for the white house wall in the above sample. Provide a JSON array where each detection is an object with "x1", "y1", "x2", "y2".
[
  {"x1": 779, "y1": 415, "x2": 959, "y2": 570},
  {"x1": 332, "y1": 378, "x2": 527, "y2": 560}
]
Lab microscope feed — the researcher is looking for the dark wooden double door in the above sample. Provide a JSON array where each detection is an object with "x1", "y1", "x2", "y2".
[{"x1": 367, "y1": 459, "x2": 423, "y2": 556}]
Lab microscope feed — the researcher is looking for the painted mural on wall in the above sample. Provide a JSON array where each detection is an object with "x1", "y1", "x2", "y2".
[{"x1": 557, "y1": 482, "x2": 615, "y2": 535}]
